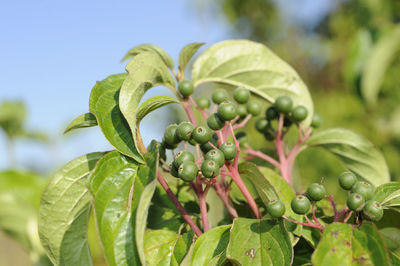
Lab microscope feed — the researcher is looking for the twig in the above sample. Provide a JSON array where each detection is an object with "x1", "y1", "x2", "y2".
[
  {"x1": 283, "y1": 216, "x2": 324, "y2": 232},
  {"x1": 233, "y1": 115, "x2": 251, "y2": 130},
  {"x1": 243, "y1": 148, "x2": 280, "y2": 168}
]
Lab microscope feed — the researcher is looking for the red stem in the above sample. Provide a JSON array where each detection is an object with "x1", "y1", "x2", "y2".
[
  {"x1": 198, "y1": 188, "x2": 210, "y2": 232},
  {"x1": 214, "y1": 182, "x2": 238, "y2": 219},
  {"x1": 327, "y1": 195, "x2": 340, "y2": 222},
  {"x1": 182, "y1": 101, "x2": 198, "y2": 126},
  {"x1": 189, "y1": 96, "x2": 208, "y2": 120},
  {"x1": 283, "y1": 216, "x2": 324, "y2": 232},
  {"x1": 157, "y1": 171, "x2": 202, "y2": 236},
  {"x1": 243, "y1": 148, "x2": 280, "y2": 168},
  {"x1": 233, "y1": 115, "x2": 251, "y2": 130}
]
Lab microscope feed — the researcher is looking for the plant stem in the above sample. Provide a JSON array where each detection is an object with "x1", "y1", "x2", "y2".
[
  {"x1": 283, "y1": 216, "x2": 324, "y2": 232},
  {"x1": 157, "y1": 171, "x2": 202, "y2": 236},
  {"x1": 214, "y1": 182, "x2": 238, "y2": 218},
  {"x1": 327, "y1": 195, "x2": 340, "y2": 222},
  {"x1": 182, "y1": 101, "x2": 198, "y2": 126},
  {"x1": 189, "y1": 96, "x2": 208, "y2": 120},
  {"x1": 198, "y1": 185, "x2": 210, "y2": 231},
  {"x1": 233, "y1": 115, "x2": 251, "y2": 130},
  {"x1": 243, "y1": 148, "x2": 280, "y2": 168}
]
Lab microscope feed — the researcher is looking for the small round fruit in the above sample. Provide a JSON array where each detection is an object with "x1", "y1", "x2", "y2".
[
  {"x1": 205, "y1": 149, "x2": 225, "y2": 167},
  {"x1": 233, "y1": 87, "x2": 250, "y2": 104},
  {"x1": 201, "y1": 159, "x2": 220, "y2": 178},
  {"x1": 339, "y1": 172, "x2": 357, "y2": 190},
  {"x1": 236, "y1": 104, "x2": 248, "y2": 118},
  {"x1": 346, "y1": 193, "x2": 365, "y2": 211},
  {"x1": 291, "y1": 195, "x2": 311, "y2": 215},
  {"x1": 292, "y1": 106, "x2": 308, "y2": 122},
  {"x1": 200, "y1": 143, "x2": 213, "y2": 153},
  {"x1": 158, "y1": 142, "x2": 167, "y2": 161},
  {"x1": 188, "y1": 138, "x2": 197, "y2": 146},
  {"x1": 275, "y1": 96, "x2": 293, "y2": 113},
  {"x1": 163, "y1": 124, "x2": 180, "y2": 146},
  {"x1": 178, "y1": 80, "x2": 194, "y2": 97},
  {"x1": 176, "y1": 122, "x2": 195, "y2": 141},
  {"x1": 220, "y1": 142, "x2": 237, "y2": 160},
  {"x1": 247, "y1": 101, "x2": 262, "y2": 116},
  {"x1": 266, "y1": 106, "x2": 278, "y2": 120},
  {"x1": 311, "y1": 112, "x2": 323, "y2": 128},
  {"x1": 217, "y1": 101, "x2": 237, "y2": 121},
  {"x1": 255, "y1": 118, "x2": 269, "y2": 133},
  {"x1": 306, "y1": 183, "x2": 326, "y2": 201},
  {"x1": 235, "y1": 131, "x2": 248, "y2": 147},
  {"x1": 212, "y1": 89, "x2": 229, "y2": 104},
  {"x1": 351, "y1": 181, "x2": 374, "y2": 200},
  {"x1": 267, "y1": 200, "x2": 286, "y2": 218},
  {"x1": 196, "y1": 97, "x2": 210, "y2": 109},
  {"x1": 162, "y1": 138, "x2": 178, "y2": 150},
  {"x1": 178, "y1": 161, "x2": 198, "y2": 182},
  {"x1": 173, "y1": 151, "x2": 195, "y2": 168},
  {"x1": 207, "y1": 113, "x2": 225, "y2": 130},
  {"x1": 192, "y1": 126, "x2": 213, "y2": 144},
  {"x1": 170, "y1": 164, "x2": 179, "y2": 178},
  {"x1": 363, "y1": 200, "x2": 384, "y2": 222}
]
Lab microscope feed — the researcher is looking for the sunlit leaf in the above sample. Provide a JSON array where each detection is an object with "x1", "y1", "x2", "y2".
[
  {"x1": 373, "y1": 182, "x2": 400, "y2": 212},
  {"x1": 136, "y1": 95, "x2": 179, "y2": 126},
  {"x1": 121, "y1": 44, "x2": 175, "y2": 69},
  {"x1": 178, "y1": 42, "x2": 205, "y2": 77},
  {"x1": 64, "y1": 113, "x2": 97, "y2": 134}
]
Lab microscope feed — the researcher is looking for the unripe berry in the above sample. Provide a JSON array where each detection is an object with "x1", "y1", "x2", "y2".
[
  {"x1": 351, "y1": 181, "x2": 374, "y2": 200},
  {"x1": 346, "y1": 193, "x2": 365, "y2": 211},
  {"x1": 205, "y1": 149, "x2": 225, "y2": 167},
  {"x1": 233, "y1": 87, "x2": 250, "y2": 104},
  {"x1": 291, "y1": 195, "x2": 311, "y2": 215},
  {"x1": 363, "y1": 200, "x2": 384, "y2": 222},
  {"x1": 173, "y1": 151, "x2": 195, "y2": 168},
  {"x1": 266, "y1": 199, "x2": 286, "y2": 218},
  {"x1": 217, "y1": 101, "x2": 237, "y2": 121},
  {"x1": 170, "y1": 164, "x2": 179, "y2": 178},
  {"x1": 178, "y1": 161, "x2": 198, "y2": 182},
  {"x1": 255, "y1": 118, "x2": 269, "y2": 133},
  {"x1": 220, "y1": 142, "x2": 237, "y2": 160},
  {"x1": 196, "y1": 97, "x2": 210, "y2": 109},
  {"x1": 162, "y1": 138, "x2": 178, "y2": 150},
  {"x1": 275, "y1": 96, "x2": 293, "y2": 113},
  {"x1": 339, "y1": 172, "x2": 357, "y2": 190},
  {"x1": 247, "y1": 101, "x2": 262, "y2": 116},
  {"x1": 192, "y1": 126, "x2": 213, "y2": 144},
  {"x1": 311, "y1": 112, "x2": 323, "y2": 128},
  {"x1": 207, "y1": 113, "x2": 225, "y2": 130},
  {"x1": 201, "y1": 159, "x2": 220, "y2": 178},
  {"x1": 266, "y1": 106, "x2": 278, "y2": 120},
  {"x1": 163, "y1": 124, "x2": 180, "y2": 146},
  {"x1": 306, "y1": 183, "x2": 326, "y2": 201},
  {"x1": 236, "y1": 104, "x2": 248, "y2": 118},
  {"x1": 178, "y1": 80, "x2": 194, "y2": 97},
  {"x1": 176, "y1": 122, "x2": 195, "y2": 141},
  {"x1": 212, "y1": 89, "x2": 229, "y2": 104},
  {"x1": 292, "y1": 106, "x2": 308, "y2": 122}
]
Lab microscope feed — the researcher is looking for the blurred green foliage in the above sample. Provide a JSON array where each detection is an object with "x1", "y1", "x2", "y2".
[{"x1": 212, "y1": 0, "x2": 400, "y2": 181}]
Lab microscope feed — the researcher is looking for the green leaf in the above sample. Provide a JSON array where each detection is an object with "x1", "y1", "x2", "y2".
[
  {"x1": 119, "y1": 52, "x2": 176, "y2": 159},
  {"x1": 303, "y1": 127, "x2": 390, "y2": 186},
  {"x1": 380, "y1": 228, "x2": 400, "y2": 251},
  {"x1": 121, "y1": 44, "x2": 175, "y2": 69},
  {"x1": 135, "y1": 141, "x2": 160, "y2": 265},
  {"x1": 373, "y1": 182, "x2": 400, "y2": 212},
  {"x1": 38, "y1": 152, "x2": 105, "y2": 266},
  {"x1": 0, "y1": 100, "x2": 26, "y2": 138},
  {"x1": 192, "y1": 40, "x2": 313, "y2": 127},
  {"x1": 226, "y1": 218, "x2": 293, "y2": 265},
  {"x1": 312, "y1": 222, "x2": 391, "y2": 266},
  {"x1": 64, "y1": 113, "x2": 97, "y2": 134},
  {"x1": 136, "y1": 95, "x2": 179, "y2": 126},
  {"x1": 89, "y1": 73, "x2": 144, "y2": 164},
  {"x1": 178, "y1": 42, "x2": 205, "y2": 76},
  {"x1": 361, "y1": 25, "x2": 400, "y2": 107},
  {"x1": 191, "y1": 225, "x2": 231, "y2": 266}
]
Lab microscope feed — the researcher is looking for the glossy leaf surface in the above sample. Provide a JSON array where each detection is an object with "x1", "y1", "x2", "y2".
[{"x1": 64, "y1": 112, "x2": 97, "y2": 134}]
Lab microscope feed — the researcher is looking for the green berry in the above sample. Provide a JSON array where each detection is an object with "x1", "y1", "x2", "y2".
[
  {"x1": 207, "y1": 113, "x2": 225, "y2": 130},
  {"x1": 212, "y1": 89, "x2": 229, "y2": 104},
  {"x1": 339, "y1": 172, "x2": 357, "y2": 190},
  {"x1": 201, "y1": 159, "x2": 220, "y2": 178},
  {"x1": 266, "y1": 106, "x2": 278, "y2": 120},
  {"x1": 291, "y1": 195, "x2": 311, "y2": 215},
  {"x1": 351, "y1": 181, "x2": 374, "y2": 200},
  {"x1": 188, "y1": 138, "x2": 197, "y2": 146},
  {"x1": 162, "y1": 138, "x2": 178, "y2": 150},
  {"x1": 196, "y1": 97, "x2": 210, "y2": 109},
  {"x1": 173, "y1": 151, "x2": 195, "y2": 168},
  {"x1": 192, "y1": 126, "x2": 213, "y2": 144},
  {"x1": 292, "y1": 106, "x2": 308, "y2": 122},
  {"x1": 266, "y1": 200, "x2": 286, "y2": 218},
  {"x1": 311, "y1": 112, "x2": 322, "y2": 128},
  {"x1": 306, "y1": 183, "x2": 326, "y2": 201},
  {"x1": 200, "y1": 143, "x2": 213, "y2": 153},
  {"x1": 236, "y1": 104, "x2": 248, "y2": 118},
  {"x1": 235, "y1": 131, "x2": 248, "y2": 147},
  {"x1": 346, "y1": 193, "x2": 365, "y2": 211},
  {"x1": 220, "y1": 142, "x2": 237, "y2": 160},
  {"x1": 217, "y1": 101, "x2": 237, "y2": 121},
  {"x1": 178, "y1": 80, "x2": 194, "y2": 97},
  {"x1": 170, "y1": 164, "x2": 179, "y2": 178},
  {"x1": 158, "y1": 142, "x2": 167, "y2": 161},
  {"x1": 176, "y1": 122, "x2": 195, "y2": 141},
  {"x1": 275, "y1": 96, "x2": 293, "y2": 113},
  {"x1": 247, "y1": 101, "x2": 262, "y2": 116},
  {"x1": 255, "y1": 118, "x2": 269, "y2": 133},
  {"x1": 205, "y1": 149, "x2": 225, "y2": 167},
  {"x1": 163, "y1": 124, "x2": 180, "y2": 146},
  {"x1": 178, "y1": 161, "x2": 198, "y2": 182},
  {"x1": 363, "y1": 200, "x2": 384, "y2": 222},
  {"x1": 233, "y1": 87, "x2": 250, "y2": 104}
]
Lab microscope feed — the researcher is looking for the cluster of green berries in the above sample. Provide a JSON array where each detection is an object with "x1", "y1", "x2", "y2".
[
  {"x1": 339, "y1": 172, "x2": 383, "y2": 222},
  {"x1": 290, "y1": 183, "x2": 327, "y2": 215}
]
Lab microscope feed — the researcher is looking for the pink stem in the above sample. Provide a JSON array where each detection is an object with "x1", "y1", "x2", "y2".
[
  {"x1": 275, "y1": 114, "x2": 291, "y2": 185},
  {"x1": 243, "y1": 148, "x2": 280, "y2": 168},
  {"x1": 214, "y1": 182, "x2": 238, "y2": 218},
  {"x1": 182, "y1": 101, "x2": 198, "y2": 126},
  {"x1": 343, "y1": 211, "x2": 353, "y2": 223},
  {"x1": 311, "y1": 203, "x2": 321, "y2": 225},
  {"x1": 198, "y1": 187, "x2": 210, "y2": 232},
  {"x1": 189, "y1": 96, "x2": 208, "y2": 120},
  {"x1": 157, "y1": 171, "x2": 202, "y2": 236},
  {"x1": 327, "y1": 195, "x2": 340, "y2": 222},
  {"x1": 284, "y1": 216, "x2": 324, "y2": 232},
  {"x1": 233, "y1": 115, "x2": 252, "y2": 130}
]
